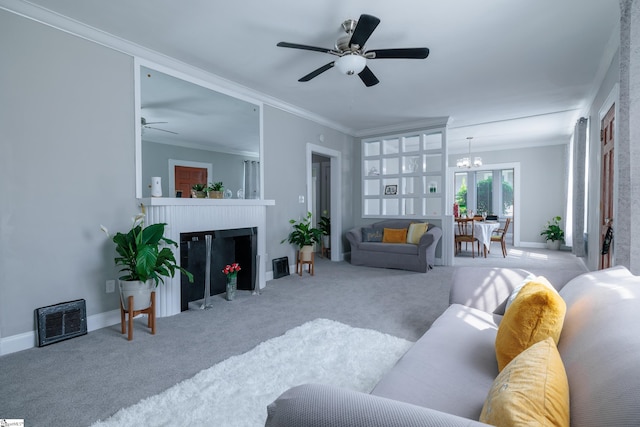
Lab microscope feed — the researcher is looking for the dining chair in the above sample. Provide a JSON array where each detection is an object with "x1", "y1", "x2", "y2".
[
  {"x1": 455, "y1": 218, "x2": 479, "y2": 258},
  {"x1": 490, "y1": 217, "x2": 511, "y2": 257},
  {"x1": 486, "y1": 214, "x2": 498, "y2": 221}
]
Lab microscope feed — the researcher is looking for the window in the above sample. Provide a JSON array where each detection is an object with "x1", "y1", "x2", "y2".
[{"x1": 454, "y1": 169, "x2": 514, "y2": 217}]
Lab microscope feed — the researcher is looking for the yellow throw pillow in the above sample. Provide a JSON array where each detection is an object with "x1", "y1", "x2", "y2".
[
  {"x1": 480, "y1": 337, "x2": 570, "y2": 427},
  {"x1": 495, "y1": 277, "x2": 566, "y2": 371},
  {"x1": 406, "y1": 222, "x2": 429, "y2": 244},
  {"x1": 382, "y1": 228, "x2": 408, "y2": 243}
]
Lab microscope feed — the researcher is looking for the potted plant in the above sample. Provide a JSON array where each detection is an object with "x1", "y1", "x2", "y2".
[
  {"x1": 281, "y1": 211, "x2": 323, "y2": 261},
  {"x1": 191, "y1": 183, "x2": 207, "y2": 198},
  {"x1": 540, "y1": 216, "x2": 565, "y2": 250},
  {"x1": 318, "y1": 211, "x2": 331, "y2": 252},
  {"x1": 101, "y1": 213, "x2": 194, "y2": 311},
  {"x1": 207, "y1": 181, "x2": 224, "y2": 199}
]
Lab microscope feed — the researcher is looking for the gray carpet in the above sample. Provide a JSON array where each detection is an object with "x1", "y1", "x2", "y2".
[{"x1": 0, "y1": 247, "x2": 586, "y2": 426}]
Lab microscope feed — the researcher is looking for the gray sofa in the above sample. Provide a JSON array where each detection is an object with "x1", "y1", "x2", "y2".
[
  {"x1": 346, "y1": 219, "x2": 442, "y2": 272},
  {"x1": 265, "y1": 266, "x2": 640, "y2": 427}
]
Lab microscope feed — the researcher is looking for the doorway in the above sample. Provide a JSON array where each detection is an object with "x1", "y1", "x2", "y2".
[
  {"x1": 169, "y1": 159, "x2": 213, "y2": 198},
  {"x1": 599, "y1": 103, "x2": 615, "y2": 269},
  {"x1": 307, "y1": 143, "x2": 341, "y2": 261}
]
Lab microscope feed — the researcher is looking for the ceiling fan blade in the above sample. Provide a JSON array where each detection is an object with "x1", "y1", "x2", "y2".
[
  {"x1": 277, "y1": 41, "x2": 333, "y2": 54},
  {"x1": 299, "y1": 62, "x2": 335, "y2": 82},
  {"x1": 358, "y1": 66, "x2": 379, "y2": 87},
  {"x1": 147, "y1": 126, "x2": 178, "y2": 135},
  {"x1": 349, "y1": 14, "x2": 380, "y2": 49},
  {"x1": 144, "y1": 121, "x2": 168, "y2": 125},
  {"x1": 367, "y1": 47, "x2": 430, "y2": 59}
]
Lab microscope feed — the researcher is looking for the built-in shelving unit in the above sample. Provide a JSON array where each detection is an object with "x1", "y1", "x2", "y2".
[{"x1": 362, "y1": 128, "x2": 447, "y2": 219}]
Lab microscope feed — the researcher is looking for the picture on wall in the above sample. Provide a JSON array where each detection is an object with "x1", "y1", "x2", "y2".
[{"x1": 384, "y1": 184, "x2": 398, "y2": 195}]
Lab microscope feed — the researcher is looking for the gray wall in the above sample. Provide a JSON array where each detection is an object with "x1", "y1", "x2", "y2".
[
  {"x1": 448, "y1": 144, "x2": 569, "y2": 244},
  {"x1": 0, "y1": 10, "x2": 137, "y2": 337},
  {"x1": 263, "y1": 106, "x2": 354, "y2": 269},
  {"x1": 142, "y1": 141, "x2": 258, "y2": 198},
  {"x1": 0, "y1": 10, "x2": 355, "y2": 339}
]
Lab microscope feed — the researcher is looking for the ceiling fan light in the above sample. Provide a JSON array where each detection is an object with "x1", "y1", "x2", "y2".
[{"x1": 335, "y1": 54, "x2": 366, "y2": 75}]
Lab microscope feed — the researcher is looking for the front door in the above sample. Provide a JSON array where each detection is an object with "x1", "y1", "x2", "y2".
[
  {"x1": 174, "y1": 166, "x2": 208, "y2": 198},
  {"x1": 599, "y1": 103, "x2": 615, "y2": 269}
]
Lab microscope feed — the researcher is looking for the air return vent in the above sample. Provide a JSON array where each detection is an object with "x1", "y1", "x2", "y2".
[{"x1": 35, "y1": 299, "x2": 87, "y2": 347}]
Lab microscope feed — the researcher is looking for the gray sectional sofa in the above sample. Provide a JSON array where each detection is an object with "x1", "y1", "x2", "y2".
[
  {"x1": 265, "y1": 266, "x2": 640, "y2": 426},
  {"x1": 346, "y1": 219, "x2": 442, "y2": 272}
]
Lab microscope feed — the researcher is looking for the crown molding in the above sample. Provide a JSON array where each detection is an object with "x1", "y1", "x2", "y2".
[
  {"x1": 355, "y1": 117, "x2": 451, "y2": 138},
  {"x1": 0, "y1": 0, "x2": 355, "y2": 136}
]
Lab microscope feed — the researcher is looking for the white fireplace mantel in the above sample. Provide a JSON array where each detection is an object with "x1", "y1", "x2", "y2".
[{"x1": 140, "y1": 197, "x2": 275, "y2": 317}]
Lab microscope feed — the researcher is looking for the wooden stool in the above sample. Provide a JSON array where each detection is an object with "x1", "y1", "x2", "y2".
[
  {"x1": 296, "y1": 251, "x2": 315, "y2": 276},
  {"x1": 120, "y1": 291, "x2": 156, "y2": 341}
]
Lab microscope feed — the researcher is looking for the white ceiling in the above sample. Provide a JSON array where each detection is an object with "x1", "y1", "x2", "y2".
[{"x1": 15, "y1": 0, "x2": 620, "y2": 152}]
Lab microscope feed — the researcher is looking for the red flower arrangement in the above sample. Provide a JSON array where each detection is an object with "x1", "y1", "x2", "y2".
[{"x1": 222, "y1": 262, "x2": 241, "y2": 278}]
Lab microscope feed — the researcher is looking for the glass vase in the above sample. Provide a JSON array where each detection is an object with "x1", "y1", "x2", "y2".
[{"x1": 226, "y1": 275, "x2": 237, "y2": 301}]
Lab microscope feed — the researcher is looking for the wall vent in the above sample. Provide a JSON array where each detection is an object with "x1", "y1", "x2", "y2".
[{"x1": 35, "y1": 299, "x2": 87, "y2": 347}]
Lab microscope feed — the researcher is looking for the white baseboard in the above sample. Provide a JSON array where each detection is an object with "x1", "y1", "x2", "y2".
[{"x1": 0, "y1": 309, "x2": 121, "y2": 356}]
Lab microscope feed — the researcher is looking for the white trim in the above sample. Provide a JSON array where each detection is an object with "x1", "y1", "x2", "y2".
[
  {"x1": 168, "y1": 159, "x2": 213, "y2": 198},
  {"x1": 0, "y1": 309, "x2": 121, "y2": 356},
  {"x1": 306, "y1": 143, "x2": 342, "y2": 261}
]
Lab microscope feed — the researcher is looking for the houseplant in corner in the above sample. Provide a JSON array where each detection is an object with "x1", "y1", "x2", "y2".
[
  {"x1": 540, "y1": 215, "x2": 565, "y2": 250},
  {"x1": 102, "y1": 212, "x2": 193, "y2": 311},
  {"x1": 207, "y1": 181, "x2": 224, "y2": 199},
  {"x1": 281, "y1": 211, "x2": 323, "y2": 261},
  {"x1": 319, "y1": 211, "x2": 331, "y2": 254}
]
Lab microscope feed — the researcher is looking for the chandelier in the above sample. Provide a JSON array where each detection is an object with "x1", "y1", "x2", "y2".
[{"x1": 457, "y1": 137, "x2": 482, "y2": 168}]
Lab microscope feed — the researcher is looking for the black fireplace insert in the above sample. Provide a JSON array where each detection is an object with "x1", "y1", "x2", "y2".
[{"x1": 179, "y1": 227, "x2": 257, "y2": 311}]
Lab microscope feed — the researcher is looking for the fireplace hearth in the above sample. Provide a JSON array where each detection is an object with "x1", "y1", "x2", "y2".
[{"x1": 180, "y1": 227, "x2": 257, "y2": 311}]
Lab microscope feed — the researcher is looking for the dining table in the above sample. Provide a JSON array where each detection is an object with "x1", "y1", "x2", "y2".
[
  {"x1": 474, "y1": 220, "x2": 500, "y2": 256},
  {"x1": 454, "y1": 218, "x2": 500, "y2": 257}
]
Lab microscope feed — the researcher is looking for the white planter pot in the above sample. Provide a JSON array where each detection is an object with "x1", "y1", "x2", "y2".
[
  {"x1": 300, "y1": 245, "x2": 314, "y2": 261},
  {"x1": 119, "y1": 280, "x2": 154, "y2": 311},
  {"x1": 546, "y1": 240, "x2": 561, "y2": 251},
  {"x1": 322, "y1": 235, "x2": 330, "y2": 249}
]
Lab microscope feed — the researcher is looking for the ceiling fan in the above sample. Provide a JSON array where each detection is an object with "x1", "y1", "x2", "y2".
[
  {"x1": 277, "y1": 14, "x2": 429, "y2": 87},
  {"x1": 141, "y1": 117, "x2": 178, "y2": 134}
]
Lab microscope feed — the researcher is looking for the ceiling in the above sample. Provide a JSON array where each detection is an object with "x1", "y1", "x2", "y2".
[{"x1": 15, "y1": 0, "x2": 620, "y2": 152}]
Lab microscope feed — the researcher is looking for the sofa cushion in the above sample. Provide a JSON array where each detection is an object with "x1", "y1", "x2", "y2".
[
  {"x1": 480, "y1": 337, "x2": 570, "y2": 427},
  {"x1": 406, "y1": 222, "x2": 429, "y2": 244},
  {"x1": 358, "y1": 242, "x2": 418, "y2": 255},
  {"x1": 362, "y1": 227, "x2": 383, "y2": 242},
  {"x1": 495, "y1": 278, "x2": 566, "y2": 371},
  {"x1": 382, "y1": 228, "x2": 408, "y2": 243},
  {"x1": 371, "y1": 304, "x2": 499, "y2": 420},
  {"x1": 558, "y1": 266, "x2": 640, "y2": 427}
]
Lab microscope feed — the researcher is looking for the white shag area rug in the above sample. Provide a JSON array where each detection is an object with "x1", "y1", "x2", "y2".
[{"x1": 91, "y1": 318, "x2": 413, "y2": 427}]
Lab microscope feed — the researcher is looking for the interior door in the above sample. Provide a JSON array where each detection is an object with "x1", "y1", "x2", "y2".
[
  {"x1": 599, "y1": 103, "x2": 615, "y2": 269},
  {"x1": 174, "y1": 166, "x2": 208, "y2": 198}
]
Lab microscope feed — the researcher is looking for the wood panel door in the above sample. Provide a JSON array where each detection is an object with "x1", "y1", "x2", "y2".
[
  {"x1": 174, "y1": 166, "x2": 207, "y2": 198},
  {"x1": 599, "y1": 103, "x2": 615, "y2": 269}
]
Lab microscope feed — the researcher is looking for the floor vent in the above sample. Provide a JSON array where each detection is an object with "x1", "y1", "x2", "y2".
[
  {"x1": 35, "y1": 299, "x2": 87, "y2": 347},
  {"x1": 272, "y1": 257, "x2": 290, "y2": 279}
]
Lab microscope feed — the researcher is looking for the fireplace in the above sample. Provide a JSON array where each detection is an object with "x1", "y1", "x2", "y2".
[
  {"x1": 180, "y1": 227, "x2": 257, "y2": 311},
  {"x1": 141, "y1": 197, "x2": 274, "y2": 317}
]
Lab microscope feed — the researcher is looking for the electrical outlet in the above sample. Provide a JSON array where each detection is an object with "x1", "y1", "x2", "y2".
[
  {"x1": 298, "y1": 195, "x2": 305, "y2": 203},
  {"x1": 106, "y1": 280, "x2": 116, "y2": 293}
]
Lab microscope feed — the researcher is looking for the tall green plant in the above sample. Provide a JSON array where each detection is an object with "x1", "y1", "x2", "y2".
[
  {"x1": 102, "y1": 214, "x2": 194, "y2": 286},
  {"x1": 281, "y1": 212, "x2": 323, "y2": 248},
  {"x1": 540, "y1": 216, "x2": 565, "y2": 242}
]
